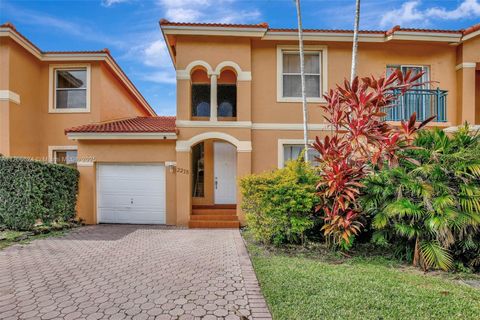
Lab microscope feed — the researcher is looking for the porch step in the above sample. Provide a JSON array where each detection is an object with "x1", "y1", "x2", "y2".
[
  {"x1": 192, "y1": 204, "x2": 236, "y2": 209},
  {"x1": 190, "y1": 214, "x2": 237, "y2": 221},
  {"x1": 188, "y1": 220, "x2": 240, "y2": 228},
  {"x1": 192, "y1": 208, "x2": 237, "y2": 215}
]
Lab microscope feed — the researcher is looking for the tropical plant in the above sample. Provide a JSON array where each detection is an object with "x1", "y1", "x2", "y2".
[
  {"x1": 312, "y1": 71, "x2": 434, "y2": 249},
  {"x1": 241, "y1": 157, "x2": 319, "y2": 246},
  {"x1": 361, "y1": 125, "x2": 480, "y2": 271}
]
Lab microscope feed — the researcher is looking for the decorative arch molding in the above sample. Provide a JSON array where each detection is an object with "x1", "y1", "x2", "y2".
[
  {"x1": 214, "y1": 61, "x2": 251, "y2": 81},
  {"x1": 177, "y1": 60, "x2": 214, "y2": 80},
  {"x1": 176, "y1": 132, "x2": 252, "y2": 152},
  {"x1": 176, "y1": 60, "x2": 251, "y2": 81}
]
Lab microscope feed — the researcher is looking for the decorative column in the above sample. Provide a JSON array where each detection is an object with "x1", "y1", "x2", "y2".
[
  {"x1": 457, "y1": 63, "x2": 476, "y2": 124},
  {"x1": 175, "y1": 150, "x2": 191, "y2": 226},
  {"x1": 210, "y1": 73, "x2": 218, "y2": 121}
]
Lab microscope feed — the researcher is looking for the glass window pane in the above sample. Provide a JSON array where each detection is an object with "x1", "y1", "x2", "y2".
[
  {"x1": 55, "y1": 150, "x2": 77, "y2": 167},
  {"x1": 304, "y1": 53, "x2": 320, "y2": 73},
  {"x1": 305, "y1": 75, "x2": 320, "y2": 97},
  {"x1": 57, "y1": 70, "x2": 86, "y2": 89},
  {"x1": 283, "y1": 75, "x2": 301, "y2": 97},
  {"x1": 191, "y1": 84, "x2": 210, "y2": 117},
  {"x1": 217, "y1": 85, "x2": 236, "y2": 117},
  {"x1": 56, "y1": 90, "x2": 87, "y2": 109},
  {"x1": 284, "y1": 145, "x2": 320, "y2": 167},
  {"x1": 283, "y1": 53, "x2": 300, "y2": 73}
]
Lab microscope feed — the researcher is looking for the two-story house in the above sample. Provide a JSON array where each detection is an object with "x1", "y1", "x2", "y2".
[{"x1": 2, "y1": 21, "x2": 479, "y2": 228}]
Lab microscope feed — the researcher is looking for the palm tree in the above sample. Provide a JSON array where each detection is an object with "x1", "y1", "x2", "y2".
[
  {"x1": 295, "y1": 0, "x2": 309, "y2": 162},
  {"x1": 350, "y1": 0, "x2": 361, "y2": 82}
]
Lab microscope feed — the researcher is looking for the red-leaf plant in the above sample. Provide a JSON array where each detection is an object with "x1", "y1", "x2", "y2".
[{"x1": 313, "y1": 70, "x2": 435, "y2": 249}]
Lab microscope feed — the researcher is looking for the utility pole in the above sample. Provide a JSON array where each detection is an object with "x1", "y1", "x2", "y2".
[
  {"x1": 295, "y1": 0, "x2": 309, "y2": 162},
  {"x1": 350, "y1": 0, "x2": 361, "y2": 83}
]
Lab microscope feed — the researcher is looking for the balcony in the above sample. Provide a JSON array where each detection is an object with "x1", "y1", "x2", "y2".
[{"x1": 386, "y1": 88, "x2": 447, "y2": 122}]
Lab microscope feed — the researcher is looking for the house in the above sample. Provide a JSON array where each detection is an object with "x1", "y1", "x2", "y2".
[{"x1": 1, "y1": 21, "x2": 479, "y2": 228}]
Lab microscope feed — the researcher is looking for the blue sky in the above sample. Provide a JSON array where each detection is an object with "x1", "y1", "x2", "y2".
[{"x1": 1, "y1": 0, "x2": 479, "y2": 115}]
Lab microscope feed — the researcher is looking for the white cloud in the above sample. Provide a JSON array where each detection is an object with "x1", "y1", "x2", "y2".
[
  {"x1": 101, "y1": 0, "x2": 131, "y2": 7},
  {"x1": 427, "y1": 0, "x2": 480, "y2": 20},
  {"x1": 143, "y1": 40, "x2": 171, "y2": 67},
  {"x1": 380, "y1": 0, "x2": 480, "y2": 27},
  {"x1": 158, "y1": 0, "x2": 261, "y2": 23},
  {"x1": 142, "y1": 71, "x2": 177, "y2": 84}
]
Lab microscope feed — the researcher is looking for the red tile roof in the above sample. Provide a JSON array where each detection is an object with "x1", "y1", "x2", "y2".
[
  {"x1": 160, "y1": 19, "x2": 268, "y2": 29},
  {"x1": 463, "y1": 23, "x2": 480, "y2": 35},
  {"x1": 65, "y1": 116, "x2": 177, "y2": 134},
  {"x1": 160, "y1": 19, "x2": 480, "y2": 38}
]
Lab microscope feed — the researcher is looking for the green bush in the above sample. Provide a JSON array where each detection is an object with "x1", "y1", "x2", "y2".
[
  {"x1": 240, "y1": 158, "x2": 319, "y2": 246},
  {"x1": 361, "y1": 125, "x2": 480, "y2": 271},
  {"x1": 0, "y1": 157, "x2": 79, "y2": 230}
]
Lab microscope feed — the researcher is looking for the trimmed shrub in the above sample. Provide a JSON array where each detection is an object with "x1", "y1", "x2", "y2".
[
  {"x1": 240, "y1": 158, "x2": 318, "y2": 246},
  {"x1": 0, "y1": 157, "x2": 79, "y2": 230}
]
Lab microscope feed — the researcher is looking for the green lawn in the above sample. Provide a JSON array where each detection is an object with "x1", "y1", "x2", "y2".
[{"x1": 248, "y1": 242, "x2": 480, "y2": 320}]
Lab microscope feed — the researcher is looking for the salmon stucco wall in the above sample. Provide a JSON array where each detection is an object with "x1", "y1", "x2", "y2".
[
  {"x1": 75, "y1": 140, "x2": 177, "y2": 225},
  {"x1": 1, "y1": 37, "x2": 152, "y2": 160}
]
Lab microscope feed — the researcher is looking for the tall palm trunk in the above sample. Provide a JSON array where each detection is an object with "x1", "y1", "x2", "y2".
[
  {"x1": 350, "y1": 0, "x2": 361, "y2": 82},
  {"x1": 295, "y1": 0, "x2": 309, "y2": 162}
]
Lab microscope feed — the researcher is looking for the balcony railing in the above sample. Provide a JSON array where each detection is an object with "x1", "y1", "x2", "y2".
[{"x1": 386, "y1": 88, "x2": 447, "y2": 122}]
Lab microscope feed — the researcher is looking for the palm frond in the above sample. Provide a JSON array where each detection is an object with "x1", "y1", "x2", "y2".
[{"x1": 420, "y1": 240, "x2": 453, "y2": 271}]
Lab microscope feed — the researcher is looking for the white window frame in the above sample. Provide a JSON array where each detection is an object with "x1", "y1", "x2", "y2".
[
  {"x1": 277, "y1": 139, "x2": 315, "y2": 168},
  {"x1": 49, "y1": 64, "x2": 91, "y2": 113},
  {"x1": 276, "y1": 45, "x2": 328, "y2": 103},
  {"x1": 48, "y1": 145, "x2": 78, "y2": 164}
]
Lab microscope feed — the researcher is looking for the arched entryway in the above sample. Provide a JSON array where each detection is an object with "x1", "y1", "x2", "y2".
[{"x1": 175, "y1": 132, "x2": 252, "y2": 228}]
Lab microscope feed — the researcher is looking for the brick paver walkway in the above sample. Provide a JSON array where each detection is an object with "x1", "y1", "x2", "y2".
[{"x1": 0, "y1": 225, "x2": 271, "y2": 320}]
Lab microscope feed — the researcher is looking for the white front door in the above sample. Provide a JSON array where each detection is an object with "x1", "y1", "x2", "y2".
[
  {"x1": 97, "y1": 164, "x2": 166, "y2": 224},
  {"x1": 214, "y1": 142, "x2": 237, "y2": 204}
]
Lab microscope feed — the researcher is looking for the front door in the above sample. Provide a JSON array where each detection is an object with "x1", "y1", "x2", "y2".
[{"x1": 214, "y1": 142, "x2": 237, "y2": 204}]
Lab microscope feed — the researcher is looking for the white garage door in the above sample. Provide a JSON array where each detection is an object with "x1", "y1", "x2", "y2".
[{"x1": 97, "y1": 164, "x2": 166, "y2": 224}]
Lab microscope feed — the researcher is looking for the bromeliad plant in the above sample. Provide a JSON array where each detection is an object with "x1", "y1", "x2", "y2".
[{"x1": 313, "y1": 71, "x2": 434, "y2": 249}]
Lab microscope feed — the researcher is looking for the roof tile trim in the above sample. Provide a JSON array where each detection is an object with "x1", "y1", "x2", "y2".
[
  {"x1": 65, "y1": 116, "x2": 177, "y2": 134},
  {"x1": 160, "y1": 19, "x2": 478, "y2": 37}
]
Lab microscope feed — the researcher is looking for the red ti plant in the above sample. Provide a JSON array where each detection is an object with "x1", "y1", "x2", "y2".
[{"x1": 313, "y1": 70, "x2": 435, "y2": 249}]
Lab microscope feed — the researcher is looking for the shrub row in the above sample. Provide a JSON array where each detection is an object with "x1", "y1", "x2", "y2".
[
  {"x1": 240, "y1": 158, "x2": 319, "y2": 246},
  {"x1": 0, "y1": 157, "x2": 79, "y2": 230}
]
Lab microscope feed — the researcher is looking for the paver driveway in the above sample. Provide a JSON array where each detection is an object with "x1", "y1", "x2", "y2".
[{"x1": 0, "y1": 225, "x2": 271, "y2": 320}]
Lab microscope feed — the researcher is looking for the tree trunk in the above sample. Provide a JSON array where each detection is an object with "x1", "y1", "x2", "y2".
[
  {"x1": 413, "y1": 237, "x2": 420, "y2": 267},
  {"x1": 350, "y1": 0, "x2": 361, "y2": 83},
  {"x1": 295, "y1": 0, "x2": 309, "y2": 162}
]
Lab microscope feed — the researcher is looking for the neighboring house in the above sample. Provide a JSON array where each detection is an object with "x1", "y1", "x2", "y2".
[{"x1": 1, "y1": 21, "x2": 479, "y2": 228}]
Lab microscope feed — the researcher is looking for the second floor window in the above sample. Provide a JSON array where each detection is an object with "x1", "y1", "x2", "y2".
[
  {"x1": 282, "y1": 52, "x2": 321, "y2": 98},
  {"x1": 55, "y1": 68, "x2": 87, "y2": 109}
]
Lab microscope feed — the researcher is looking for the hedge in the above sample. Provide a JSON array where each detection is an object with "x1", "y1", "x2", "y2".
[{"x1": 0, "y1": 157, "x2": 79, "y2": 230}]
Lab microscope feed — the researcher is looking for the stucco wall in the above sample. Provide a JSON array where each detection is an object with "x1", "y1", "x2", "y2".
[{"x1": 76, "y1": 140, "x2": 177, "y2": 225}]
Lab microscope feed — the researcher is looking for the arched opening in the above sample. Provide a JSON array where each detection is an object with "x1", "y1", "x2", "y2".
[
  {"x1": 191, "y1": 138, "x2": 237, "y2": 206},
  {"x1": 217, "y1": 69, "x2": 237, "y2": 119},
  {"x1": 190, "y1": 67, "x2": 210, "y2": 119}
]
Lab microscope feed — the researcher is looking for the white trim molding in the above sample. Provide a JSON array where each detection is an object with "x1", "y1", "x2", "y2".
[
  {"x1": 0, "y1": 90, "x2": 20, "y2": 104},
  {"x1": 177, "y1": 60, "x2": 252, "y2": 81},
  {"x1": 462, "y1": 30, "x2": 480, "y2": 42},
  {"x1": 455, "y1": 62, "x2": 477, "y2": 71},
  {"x1": 161, "y1": 25, "x2": 267, "y2": 38},
  {"x1": 252, "y1": 123, "x2": 333, "y2": 131},
  {"x1": 67, "y1": 132, "x2": 178, "y2": 140},
  {"x1": 176, "y1": 120, "x2": 252, "y2": 128},
  {"x1": 176, "y1": 132, "x2": 252, "y2": 152},
  {"x1": 276, "y1": 45, "x2": 328, "y2": 103},
  {"x1": 77, "y1": 161, "x2": 94, "y2": 167},
  {"x1": 48, "y1": 64, "x2": 91, "y2": 113},
  {"x1": 48, "y1": 145, "x2": 78, "y2": 163}
]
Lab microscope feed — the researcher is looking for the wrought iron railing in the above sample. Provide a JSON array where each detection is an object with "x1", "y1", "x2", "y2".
[{"x1": 386, "y1": 88, "x2": 447, "y2": 122}]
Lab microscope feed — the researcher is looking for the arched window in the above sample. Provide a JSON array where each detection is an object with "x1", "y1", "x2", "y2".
[
  {"x1": 218, "y1": 69, "x2": 237, "y2": 118},
  {"x1": 191, "y1": 68, "x2": 210, "y2": 118}
]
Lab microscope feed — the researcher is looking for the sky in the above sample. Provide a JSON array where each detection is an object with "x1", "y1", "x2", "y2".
[{"x1": 1, "y1": 0, "x2": 479, "y2": 115}]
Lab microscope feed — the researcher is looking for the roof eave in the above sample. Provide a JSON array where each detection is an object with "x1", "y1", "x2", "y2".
[{"x1": 67, "y1": 132, "x2": 177, "y2": 140}]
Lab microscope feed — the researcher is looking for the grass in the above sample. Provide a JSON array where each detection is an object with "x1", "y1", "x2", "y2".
[
  {"x1": 247, "y1": 241, "x2": 480, "y2": 320},
  {"x1": 0, "y1": 229, "x2": 68, "y2": 250}
]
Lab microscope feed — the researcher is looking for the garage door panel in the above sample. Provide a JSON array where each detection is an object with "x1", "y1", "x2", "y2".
[{"x1": 97, "y1": 164, "x2": 166, "y2": 224}]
